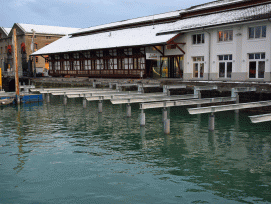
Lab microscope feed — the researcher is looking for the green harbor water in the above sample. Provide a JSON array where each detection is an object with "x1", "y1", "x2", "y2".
[{"x1": 0, "y1": 97, "x2": 271, "y2": 203}]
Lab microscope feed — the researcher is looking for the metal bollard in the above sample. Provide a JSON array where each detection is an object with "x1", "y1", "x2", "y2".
[
  {"x1": 164, "y1": 119, "x2": 170, "y2": 134},
  {"x1": 127, "y1": 104, "x2": 131, "y2": 117},
  {"x1": 140, "y1": 110, "x2": 145, "y2": 126},
  {"x1": 208, "y1": 112, "x2": 215, "y2": 131},
  {"x1": 98, "y1": 100, "x2": 102, "y2": 113}
]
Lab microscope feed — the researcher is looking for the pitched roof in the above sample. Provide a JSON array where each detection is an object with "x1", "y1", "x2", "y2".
[
  {"x1": 3, "y1": 28, "x2": 11, "y2": 35},
  {"x1": 0, "y1": 27, "x2": 12, "y2": 36},
  {"x1": 32, "y1": 23, "x2": 176, "y2": 55},
  {"x1": 158, "y1": 3, "x2": 271, "y2": 35},
  {"x1": 71, "y1": 10, "x2": 182, "y2": 35},
  {"x1": 15, "y1": 23, "x2": 80, "y2": 35}
]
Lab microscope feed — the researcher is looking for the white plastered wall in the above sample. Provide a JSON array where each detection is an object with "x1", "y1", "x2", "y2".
[{"x1": 174, "y1": 19, "x2": 271, "y2": 82}]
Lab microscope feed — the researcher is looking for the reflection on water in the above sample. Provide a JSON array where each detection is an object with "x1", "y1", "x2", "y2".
[{"x1": 0, "y1": 98, "x2": 271, "y2": 203}]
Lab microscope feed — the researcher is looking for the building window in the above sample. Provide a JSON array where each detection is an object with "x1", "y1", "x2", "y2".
[
  {"x1": 34, "y1": 43, "x2": 38, "y2": 49},
  {"x1": 249, "y1": 53, "x2": 265, "y2": 79},
  {"x1": 83, "y1": 51, "x2": 91, "y2": 58},
  {"x1": 64, "y1": 54, "x2": 69, "y2": 60},
  {"x1": 218, "y1": 30, "x2": 233, "y2": 42},
  {"x1": 55, "y1": 61, "x2": 60, "y2": 70},
  {"x1": 35, "y1": 57, "x2": 38, "y2": 63},
  {"x1": 192, "y1": 34, "x2": 205, "y2": 44},
  {"x1": 109, "y1": 49, "x2": 117, "y2": 56},
  {"x1": 193, "y1": 57, "x2": 204, "y2": 78},
  {"x1": 109, "y1": 59, "x2": 114, "y2": 69},
  {"x1": 45, "y1": 57, "x2": 49, "y2": 63},
  {"x1": 84, "y1": 60, "x2": 91, "y2": 70},
  {"x1": 249, "y1": 26, "x2": 266, "y2": 39},
  {"x1": 64, "y1": 61, "x2": 70, "y2": 70},
  {"x1": 96, "y1": 59, "x2": 103, "y2": 70},
  {"x1": 73, "y1": 61, "x2": 80, "y2": 70},
  {"x1": 218, "y1": 54, "x2": 232, "y2": 78},
  {"x1": 124, "y1": 48, "x2": 132, "y2": 55},
  {"x1": 73, "y1": 53, "x2": 79, "y2": 59},
  {"x1": 46, "y1": 36, "x2": 51, "y2": 39},
  {"x1": 96, "y1": 51, "x2": 103, "y2": 57}
]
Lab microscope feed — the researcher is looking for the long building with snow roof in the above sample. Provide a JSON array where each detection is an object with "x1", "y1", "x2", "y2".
[{"x1": 32, "y1": 0, "x2": 271, "y2": 81}]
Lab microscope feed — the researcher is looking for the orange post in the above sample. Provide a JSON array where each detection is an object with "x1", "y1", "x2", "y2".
[
  {"x1": 0, "y1": 68, "x2": 2, "y2": 90},
  {"x1": 13, "y1": 28, "x2": 20, "y2": 104}
]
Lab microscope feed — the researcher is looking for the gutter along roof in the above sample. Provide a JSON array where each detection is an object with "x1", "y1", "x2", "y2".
[
  {"x1": 158, "y1": 3, "x2": 271, "y2": 35},
  {"x1": 31, "y1": 23, "x2": 177, "y2": 56},
  {"x1": 186, "y1": 0, "x2": 246, "y2": 12}
]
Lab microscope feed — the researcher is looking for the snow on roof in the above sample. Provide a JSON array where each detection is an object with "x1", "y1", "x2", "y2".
[
  {"x1": 3, "y1": 28, "x2": 12, "y2": 35},
  {"x1": 0, "y1": 27, "x2": 12, "y2": 36},
  {"x1": 16, "y1": 23, "x2": 80, "y2": 35},
  {"x1": 159, "y1": 3, "x2": 271, "y2": 34},
  {"x1": 186, "y1": 0, "x2": 246, "y2": 12},
  {"x1": 71, "y1": 10, "x2": 182, "y2": 35},
  {"x1": 32, "y1": 23, "x2": 176, "y2": 55}
]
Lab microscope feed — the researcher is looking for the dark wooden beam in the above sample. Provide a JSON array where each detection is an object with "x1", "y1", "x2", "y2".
[
  {"x1": 167, "y1": 33, "x2": 183, "y2": 44},
  {"x1": 153, "y1": 46, "x2": 164, "y2": 56},
  {"x1": 176, "y1": 44, "x2": 185, "y2": 54},
  {"x1": 79, "y1": 52, "x2": 87, "y2": 59},
  {"x1": 168, "y1": 42, "x2": 186, "y2": 45}
]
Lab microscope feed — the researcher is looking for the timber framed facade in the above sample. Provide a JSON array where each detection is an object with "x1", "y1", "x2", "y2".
[{"x1": 48, "y1": 47, "x2": 147, "y2": 78}]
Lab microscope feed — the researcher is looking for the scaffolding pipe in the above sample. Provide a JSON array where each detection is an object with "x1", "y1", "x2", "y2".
[
  {"x1": 164, "y1": 119, "x2": 170, "y2": 134},
  {"x1": 208, "y1": 112, "x2": 215, "y2": 131},
  {"x1": 98, "y1": 100, "x2": 103, "y2": 113},
  {"x1": 140, "y1": 110, "x2": 145, "y2": 126},
  {"x1": 46, "y1": 93, "x2": 50, "y2": 103},
  {"x1": 127, "y1": 104, "x2": 131, "y2": 117}
]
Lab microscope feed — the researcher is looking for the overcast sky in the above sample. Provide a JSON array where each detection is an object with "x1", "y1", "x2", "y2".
[{"x1": 1, "y1": 0, "x2": 211, "y2": 29}]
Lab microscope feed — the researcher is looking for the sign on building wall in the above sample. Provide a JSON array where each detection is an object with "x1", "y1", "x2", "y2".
[{"x1": 146, "y1": 53, "x2": 161, "y2": 60}]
